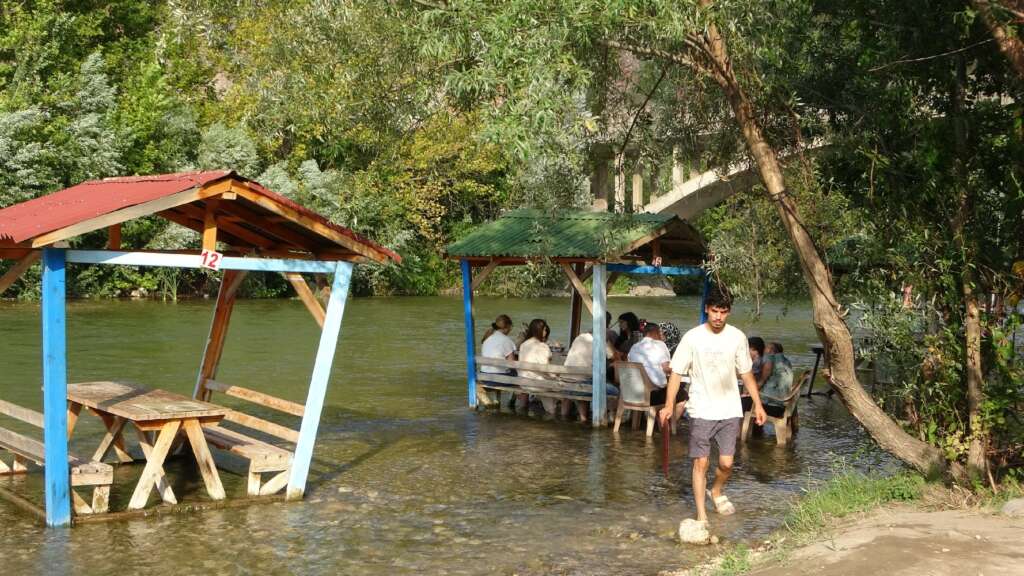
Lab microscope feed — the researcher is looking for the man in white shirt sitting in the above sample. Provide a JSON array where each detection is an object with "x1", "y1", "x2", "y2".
[{"x1": 628, "y1": 322, "x2": 687, "y2": 429}]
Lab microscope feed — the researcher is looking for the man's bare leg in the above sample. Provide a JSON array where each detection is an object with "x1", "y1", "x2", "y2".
[
  {"x1": 692, "y1": 456, "x2": 710, "y2": 521},
  {"x1": 709, "y1": 454, "x2": 734, "y2": 501}
]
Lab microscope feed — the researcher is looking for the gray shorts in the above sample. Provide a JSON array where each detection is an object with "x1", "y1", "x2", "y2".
[{"x1": 688, "y1": 417, "x2": 742, "y2": 458}]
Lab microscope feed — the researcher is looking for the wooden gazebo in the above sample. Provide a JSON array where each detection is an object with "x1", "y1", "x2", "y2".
[
  {"x1": 0, "y1": 171, "x2": 399, "y2": 526},
  {"x1": 445, "y1": 209, "x2": 707, "y2": 426}
]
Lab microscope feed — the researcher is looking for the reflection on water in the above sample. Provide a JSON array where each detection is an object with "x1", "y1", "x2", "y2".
[{"x1": 0, "y1": 296, "x2": 897, "y2": 575}]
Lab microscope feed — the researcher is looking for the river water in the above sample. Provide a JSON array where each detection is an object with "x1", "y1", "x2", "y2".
[{"x1": 0, "y1": 296, "x2": 897, "y2": 575}]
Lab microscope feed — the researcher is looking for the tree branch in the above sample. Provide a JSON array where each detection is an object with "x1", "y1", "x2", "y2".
[
  {"x1": 603, "y1": 39, "x2": 719, "y2": 82},
  {"x1": 972, "y1": 0, "x2": 1024, "y2": 79},
  {"x1": 617, "y1": 66, "x2": 668, "y2": 156},
  {"x1": 867, "y1": 38, "x2": 994, "y2": 72}
]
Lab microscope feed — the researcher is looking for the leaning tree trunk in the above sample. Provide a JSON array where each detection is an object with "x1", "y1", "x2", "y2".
[{"x1": 696, "y1": 0, "x2": 963, "y2": 480}]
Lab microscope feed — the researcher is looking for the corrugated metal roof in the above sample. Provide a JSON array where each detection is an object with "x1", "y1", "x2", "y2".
[
  {"x1": 0, "y1": 171, "x2": 400, "y2": 263},
  {"x1": 0, "y1": 171, "x2": 229, "y2": 244},
  {"x1": 445, "y1": 209, "x2": 703, "y2": 261}
]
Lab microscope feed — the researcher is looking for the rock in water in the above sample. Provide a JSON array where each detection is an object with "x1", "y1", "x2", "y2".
[
  {"x1": 678, "y1": 519, "x2": 711, "y2": 545},
  {"x1": 1001, "y1": 498, "x2": 1024, "y2": 517}
]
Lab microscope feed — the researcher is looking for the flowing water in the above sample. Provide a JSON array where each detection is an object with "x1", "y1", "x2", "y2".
[{"x1": 0, "y1": 296, "x2": 898, "y2": 575}]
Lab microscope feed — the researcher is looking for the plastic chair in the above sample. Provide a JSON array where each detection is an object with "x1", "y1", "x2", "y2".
[
  {"x1": 612, "y1": 361, "x2": 676, "y2": 437},
  {"x1": 742, "y1": 369, "x2": 808, "y2": 445}
]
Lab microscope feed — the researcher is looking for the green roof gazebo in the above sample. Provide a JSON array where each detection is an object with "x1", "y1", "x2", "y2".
[{"x1": 445, "y1": 209, "x2": 708, "y2": 426}]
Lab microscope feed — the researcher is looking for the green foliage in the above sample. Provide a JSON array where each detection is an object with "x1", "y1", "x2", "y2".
[
  {"x1": 712, "y1": 544, "x2": 752, "y2": 576},
  {"x1": 784, "y1": 470, "x2": 925, "y2": 538}
]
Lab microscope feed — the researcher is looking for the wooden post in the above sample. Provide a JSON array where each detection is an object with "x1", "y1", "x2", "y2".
[
  {"x1": 193, "y1": 270, "x2": 247, "y2": 400},
  {"x1": 202, "y1": 199, "x2": 219, "y2": 252},
  {"x1": 41, "y1": 248, "x2": 71, "y2": 527},
  {"x1": 568, "y1": 262, "x2": 584, "y2": 343},
  {"x1": 699, "y1": 272, "x2": 711, "y2": 325},
  {"x1": 107, "y1": 225, "x2": 121, "y2": 250},
  {"x1": 287, "y1": 261, "x2": 353, "y2": 500},
  {"x1": 460, "y1": 260, "x2": 478, "y2": 409},
  {"x1": 591, "y1": 263, "x2": 607, "y2": 426}
]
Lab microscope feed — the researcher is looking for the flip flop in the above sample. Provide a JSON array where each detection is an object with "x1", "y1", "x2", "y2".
[{"x1": 707, "y1": 490, "x2": 736, "y2": 515}]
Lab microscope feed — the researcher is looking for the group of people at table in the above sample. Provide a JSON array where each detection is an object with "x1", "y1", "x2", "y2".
[{"x1": 478, "y1": 310, "x2": 795, "y2": 427}]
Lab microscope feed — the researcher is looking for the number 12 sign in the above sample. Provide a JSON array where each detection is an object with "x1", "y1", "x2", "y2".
[{"x1": 200, "y1": 249, "x2": 223, "y2": 271}]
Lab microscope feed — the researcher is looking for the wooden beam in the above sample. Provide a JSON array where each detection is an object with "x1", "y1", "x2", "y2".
[
  {"x1": 0, "y1": 251, "x2": 41, "y2": 294},
  {"x1": 223, "y1": 411, "x2": 299, "y2": 444},
  {"x1": 284, "y1": 272, "x2": 325, "y2": 328},
  {"x1": 65, "y1": 250, "x2": 340, "y2": 273},
  {"x1": 470, "y1": 259, "x2": 500, "y2": 291},
  {"x1": 616, "y1": 225, "x2": 669, "y2": 259},
  {"x1": 204, "y1": 379, "x2": 305, "y2": 417},
  {"x1": 569, "y1": 262, "x2": 584, "y2": 342},
  {"x1": 175, "y1": 202, "x2": 279, "y2": 249},
  {"x1": 0, "y1": 400, "x2": 43, "y2": 428},
  {"x1": 157, "y1": 208, "x2": 257, "y2": 250},
  {"x1": 193, "y1": 270, "x2": 247, "y2": 401},
  {"x1": 107, "y1": 225, "x2": 121, "y2": 250},
  {"x1": 287, "y1": 261, "x2": 354, "y2": 499},
  {"x1": 217, "y1": 201, "x2": 321, "y2": 252},
  {"x1": 232, "y1": 186, "x2": 387, "y2": 263},
  {"x1": 560, "y1": 263, "x2": 594, "y2": 315},
  {"x1": 202, "y1": 199, "x2": 219, "y2": 252},
  {"x1": 31, "y1": 185, "x2": 230, "y2": 248}
]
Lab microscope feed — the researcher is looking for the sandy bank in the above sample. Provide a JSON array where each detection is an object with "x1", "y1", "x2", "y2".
[{"x1": 748, "y1": 505, "x2": 1023, "y2": 576}]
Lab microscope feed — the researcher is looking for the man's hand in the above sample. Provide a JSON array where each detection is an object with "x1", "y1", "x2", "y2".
[
  {"x1": 658, "y1": 405, "x2": 673, "y2": 425},
  {"x1": 754, "y1": 403, "x2": 767, "y2": 426}
]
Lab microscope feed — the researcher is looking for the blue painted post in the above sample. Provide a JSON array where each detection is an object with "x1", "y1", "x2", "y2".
[
  {"x1": 41, "y1": 248, "x2": 71, "y2": 527},
  {"x1": 591, "y1": 263, "x2": 607, "y2": 426},
  {"x1": 460, "y1": 260, "x2": 478, "y2": 409},
  {"x1": 699, "y1": 272, "x2": 712, "y2": 325},
  {"x1": 286, "y1": 261, "x2": 353, "y2": 500}
]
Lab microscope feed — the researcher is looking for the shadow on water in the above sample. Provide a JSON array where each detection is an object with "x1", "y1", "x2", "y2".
[{"x1": 0, "y1": 297, "x2": 898, "y2": 575}]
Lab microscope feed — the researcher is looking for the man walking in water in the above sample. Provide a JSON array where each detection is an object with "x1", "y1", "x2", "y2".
[{"x1": 659, "y1": 287, "x2": 766, "y2": 523}]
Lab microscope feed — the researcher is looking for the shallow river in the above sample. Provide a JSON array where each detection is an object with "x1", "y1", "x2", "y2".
[{"x1": 0, "y1": 296, "x2": 897, "y2": 575}]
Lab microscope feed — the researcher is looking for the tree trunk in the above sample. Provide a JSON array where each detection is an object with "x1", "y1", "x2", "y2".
[
  {"x1": 951, "y1": 56, "x2": 990, "y2": 481},
  {"x1": 972, "y1": 0, "x2": 1024, "y2": 79},
  {"x1": 696, "y1": 0, "x2": 962, "y2": 480}
]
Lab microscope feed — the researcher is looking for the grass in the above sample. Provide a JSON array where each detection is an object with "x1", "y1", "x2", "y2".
[
  {"x1": 697, "y1": 470, "x2": 1022, "y2": 576},
  {"x1": 783, "y1": 471, "x2": 925, "y2": 542}
]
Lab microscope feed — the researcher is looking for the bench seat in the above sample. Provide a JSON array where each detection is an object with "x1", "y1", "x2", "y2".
[
  {"x1": 0, "y1": 425, "x2": 112, "y2": 514},
  {"x1": 202, "y1": 424, "x2": 293, "y2": 496}
]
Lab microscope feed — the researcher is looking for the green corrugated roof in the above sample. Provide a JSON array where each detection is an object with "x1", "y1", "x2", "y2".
[{"x1": 446, "y1": 209, "x2": 702, "y2": 261}]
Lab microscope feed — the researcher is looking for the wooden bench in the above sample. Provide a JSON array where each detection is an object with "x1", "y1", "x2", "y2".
[
  {"x1": 0, "y1": 399, "x2": 112, "y2": 515},
  {"x1": 474, "y1": 357, "x2": 616, "y2": 413},
  {"x1": 197, "y1": 380, "x2": 298, "y2": 496}
]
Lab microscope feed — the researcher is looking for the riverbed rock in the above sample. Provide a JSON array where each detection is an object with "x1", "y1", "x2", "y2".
[
  {"x1": 677, "y1": 519, "x2": 711, "y2": 545},
  {"x1": 1000, "y1": 497, "x2": 1024, "y2": 517}
]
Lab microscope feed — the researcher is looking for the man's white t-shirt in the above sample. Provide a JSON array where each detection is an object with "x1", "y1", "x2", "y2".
[
  {"x1": 669, "y1": 324, "x2": 752, "y2": 420},
  {"x1": 627, "y1": 336, "x2": 671, "y2": 388},
  {"x1": 518, "y1": 337, "x2": 552, "y2": 380},
  {"x1": 480, "y1": 331, "x2": 517, "y2": 374}
]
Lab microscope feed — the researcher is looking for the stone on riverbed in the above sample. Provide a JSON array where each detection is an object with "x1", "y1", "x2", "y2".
[
  {"x1": 678, "y1": 519, "x2": 711, "y2": 544},
  {"x1": 1000, "y1": 498, "x2": 1024, "y2": 517}
]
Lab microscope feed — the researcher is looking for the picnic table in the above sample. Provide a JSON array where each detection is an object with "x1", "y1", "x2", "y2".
[{"x1": 67, "y1": 381, "x2": 229, "y2": 510}]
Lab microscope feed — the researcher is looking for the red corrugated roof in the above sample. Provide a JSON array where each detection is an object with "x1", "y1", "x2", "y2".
[
  {"x1": 0, "y1": 170, "x2": 400, "y2": 263},
  {"x1": 0, "y1": 171, "x2": 229, "y2": 244}
]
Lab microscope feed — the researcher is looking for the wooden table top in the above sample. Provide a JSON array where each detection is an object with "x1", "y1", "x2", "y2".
[{"x1": 67, "y1": 381, "x2": 229, "y2": 422}]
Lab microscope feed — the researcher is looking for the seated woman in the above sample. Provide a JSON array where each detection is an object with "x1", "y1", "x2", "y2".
[
  {"x1": 480, "y1": 314, "x2": 517, "y2": 376},
  {"x1": 560, "y1": 327, "x2": 617, "y2": 422},
  {"x1": 760, "y1": 342, "x2": 795, "y2": 420},
  {"x1": 518, "y1": 318, "x2": 554, "y2": 413},
  {"x1": 613, "y1": 312, "x2": 643, "y2": 359}
]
